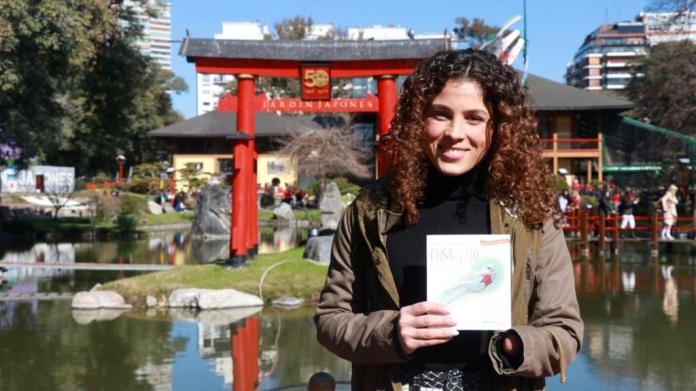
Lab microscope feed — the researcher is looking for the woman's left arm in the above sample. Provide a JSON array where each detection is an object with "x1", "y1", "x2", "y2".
[{"x1": 492, "y1": 218, "x2": 584, "y2": 378}]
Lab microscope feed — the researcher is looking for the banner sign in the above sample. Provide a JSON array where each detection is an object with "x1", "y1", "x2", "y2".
[
  {"x1": 218, "y1": 94, "x2": 379, "y2": 113},
  {"x1": 300, "y1": 64, "x2": 331, "y2": 101}
]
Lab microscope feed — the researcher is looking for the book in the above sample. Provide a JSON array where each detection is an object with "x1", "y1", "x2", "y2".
[{"x1": 427, "y1": 234, "x2": 512, "y2": 330}]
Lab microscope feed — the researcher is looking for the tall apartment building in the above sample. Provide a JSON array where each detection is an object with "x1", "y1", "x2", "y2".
[
  {"x1": 641, "y1": 11, "x2": 696, "y2": 45},
  {"x1": 124, "y1": 0, "x2": 172, "y2": 70},
  {"x1": 566, "y1": 11, "x2": 696, "y2": 91},
  {"x1": 565, "y1": 21, "x2": 646, "y2": 91}
]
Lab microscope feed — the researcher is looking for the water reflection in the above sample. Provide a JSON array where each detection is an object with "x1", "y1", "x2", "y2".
[
  {"x1": 0, "y1": 226, "x2": 309, "y2": 266},
  {"x1": 571, "y1": 242, "x2": 696, "y2": 391},
  {"x1": 0, "y1": 302, "x2": 349, "y2": 390}
]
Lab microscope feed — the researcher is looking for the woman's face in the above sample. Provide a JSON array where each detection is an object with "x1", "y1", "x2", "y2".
[{"x1": 422, "y1": 79, "x2": 492, "y2": 176}]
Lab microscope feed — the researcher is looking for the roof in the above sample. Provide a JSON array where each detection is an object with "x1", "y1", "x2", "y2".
[
  {"x1": 180, "y1": 38, "x2": 451, "y2": 62},
  {"x1": 148, "y1": 110, "x2": 322, "y2": 138},
  {"x1": 526, "y1": 74, "x2": 634, "y2": 111}
]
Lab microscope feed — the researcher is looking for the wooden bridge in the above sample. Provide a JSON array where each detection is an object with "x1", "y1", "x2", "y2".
[{"x1": 563, "y1": 210, "x2": 696, "y2": 256}]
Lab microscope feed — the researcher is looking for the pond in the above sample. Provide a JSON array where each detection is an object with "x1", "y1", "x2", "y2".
[
  {"x1": 0, "y1": 226, "x2": 309, "y2": 266},
  {"x1": 1, "y1": 241, "x2": 696, "y2": 390}
]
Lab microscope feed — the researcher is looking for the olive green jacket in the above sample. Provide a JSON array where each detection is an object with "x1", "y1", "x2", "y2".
[{"x1": 314, "y1": 186, "x2": 583, "y2": 390}]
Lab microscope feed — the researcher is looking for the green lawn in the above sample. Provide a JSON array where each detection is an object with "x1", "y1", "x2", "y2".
[
  {"x1": 144, "y1": 210, "x2": 194, "y2": 225},
  {"x1": 258, "y1": 208, "x2": 321, "y2": 221},
  {"x1": 102, "y1": 247, "x2": 328, "y2": 306}
]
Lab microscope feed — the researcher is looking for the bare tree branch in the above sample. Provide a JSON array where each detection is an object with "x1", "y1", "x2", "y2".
[{"x1": 276, "y1": 116, "x2": 373, "y2": 180}]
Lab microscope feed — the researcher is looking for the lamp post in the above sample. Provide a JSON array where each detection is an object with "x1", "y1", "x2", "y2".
[{"x1": 115, "y1": 155, "x2": 126, "y2": 185}]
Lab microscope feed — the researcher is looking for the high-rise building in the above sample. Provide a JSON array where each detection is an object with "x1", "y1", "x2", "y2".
[
  {"x1": 565, "y1": 21, "x2": 646, "y2": 91},
  {"x1": 124, "y1": 0, "x2": 172, "y2": 70},
  {"x1": 640, "y1": 11, "x2": 696, "y2": 45},
  {"x1": 196, "y1": 22, "x2": 269, "y2": 115},
  {"x1": 566, "y1": 11, "x2": 696, "y2": 91}
]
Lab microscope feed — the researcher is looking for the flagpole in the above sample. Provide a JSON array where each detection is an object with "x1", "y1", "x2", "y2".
[{"x1": 523, "y1": 0, "x2": 529, "y2": 90}]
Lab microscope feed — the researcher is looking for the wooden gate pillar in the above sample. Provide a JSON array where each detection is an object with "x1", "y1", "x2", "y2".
[{"x1": 377, "y1": 75, "x2": 397, "y2": 178}]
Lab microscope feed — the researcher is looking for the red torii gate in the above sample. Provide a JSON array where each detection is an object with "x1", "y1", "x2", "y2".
[{"x1": 181, "y1": 38, "x2": 450, "y2": 263}]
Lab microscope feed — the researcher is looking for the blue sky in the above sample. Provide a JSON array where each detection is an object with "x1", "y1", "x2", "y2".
[{"x1": 169, "y1": 0, "x2": 648, "y2": 119}]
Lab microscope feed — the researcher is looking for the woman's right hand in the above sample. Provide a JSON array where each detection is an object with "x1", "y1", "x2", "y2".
[{"x1": 398, "y1": 301, "x2": 459, "y2": 355}]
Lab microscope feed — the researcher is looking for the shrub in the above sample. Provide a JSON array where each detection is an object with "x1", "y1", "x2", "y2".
[
  {"x1": 119, "y1": 194, "x2": 145, "y2": 216},
  {"x1": 331, "y1": 176, "x2": 362, "y2": 195},
  {"x1": 74, "y1": 177, "x2": 87, "y2": 191},
  {"x1": 116, "y1": 214, "x2": 138, "y2": 232},
  {"x1": 93, "y1": 172, "x2": 111, "y2": 184}
]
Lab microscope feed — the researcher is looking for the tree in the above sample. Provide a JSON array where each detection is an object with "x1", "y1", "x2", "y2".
[
  {"x1": 0, "y1": 0, "x2": 186, "y2": 175},
  {"x1": 276, "y1": 118, "x2": 372, "y2": 201},
  {"x1": 274, "y1": 16, "x2": 314, "y2": 40},
  {"x1": 0, "y1": 0, "x2": 117, "y2": 163},
  {"x1": 46, "y1": 177, "x2": 78, "y2": 219},
  {"x1": 623, "y1": 41, "x2": 696, "y2": 136},
  {"x1": 453, "y1": 17, "x2": 500, "y2": 48}
]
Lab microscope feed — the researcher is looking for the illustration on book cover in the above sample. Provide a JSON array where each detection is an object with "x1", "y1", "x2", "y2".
[{"x1": 427, "y1": 234, "x2": 511, "y2": 331}]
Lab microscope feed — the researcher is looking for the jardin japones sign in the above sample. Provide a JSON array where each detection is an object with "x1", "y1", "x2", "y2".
[
  {"x1": 300, "y1": 64, "x2": 331, "y2": 100},
  {"x1": 218, "y1": 94, "x2": 379, "y2": 113}
]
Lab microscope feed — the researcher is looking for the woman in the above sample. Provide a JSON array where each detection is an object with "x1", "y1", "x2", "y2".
[
  {"x1": 660, "y1": 184, "x2": 679, "y2": 240},
  {"x1": 315, "y1": 49, "x2": 583, "y2": 390}
]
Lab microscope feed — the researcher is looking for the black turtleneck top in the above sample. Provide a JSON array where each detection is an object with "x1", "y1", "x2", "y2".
[{"x1": 386, "y1": 165, "x2": 492, "y2": 367}]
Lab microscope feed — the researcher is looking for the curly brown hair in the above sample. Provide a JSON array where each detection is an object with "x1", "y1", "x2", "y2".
[{"x1": 382, "y1": 49, "x2": 555, "y2": 229}]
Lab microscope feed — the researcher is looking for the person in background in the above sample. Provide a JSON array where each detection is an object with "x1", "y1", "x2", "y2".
[
  {"x1": 619, "y1": 188, "x2": 640, "y2": 238},
  {"x1": 660, "y1": 184, "x2": 679, "y2": 240}
]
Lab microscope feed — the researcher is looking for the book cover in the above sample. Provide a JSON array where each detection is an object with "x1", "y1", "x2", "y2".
[{"x1": 427, "y1": 234, "x2": 512, "y2": 330}]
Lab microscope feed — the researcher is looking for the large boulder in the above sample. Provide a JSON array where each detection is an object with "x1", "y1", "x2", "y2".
[
  {"x1": 147, "y1": 200, "x2": 163, "y2": 215},
  {"x1": 272, "y1": 202, "x2": 295, "y2": 221},
  {"x1": 168, "y1": 288, "x2": 263, "y2": 309},
  {"x1": 303, "y1": 235, "x2": 334, "y2": 264},
  {"x1": 71, "y1": 290, "x2": 132, "y2": 309},
  {"x1": 191, "y1": 185, "x2": 231, "y2": 238},
  {"x1": 319, "y1": 181, "x2": 345, "y2": 230}
]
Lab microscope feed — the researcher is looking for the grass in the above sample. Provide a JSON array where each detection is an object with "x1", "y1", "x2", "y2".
[
  {"x1": 258, "y1": 208, "x2": 321, "y2": 221},
  {"x1": 144, "y1": 210, "x2": 194, "y2": 225},
  {"x1": 102, "y1": 247, "x2": 328, "y2": 306}
]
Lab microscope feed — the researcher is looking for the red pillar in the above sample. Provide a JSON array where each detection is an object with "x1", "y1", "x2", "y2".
[
  {"x1": 231, "y1": 74, "x2": 256, "y2": 261},
  {"x1": 231, "y1": 316, "x2": 259, "y2": 391},
  {"x1": 377, "y1": 75, "x2": 397, "y2": 178},
  {"x1": 118, "y1": 161, "x2": 124, "y2": 185}
]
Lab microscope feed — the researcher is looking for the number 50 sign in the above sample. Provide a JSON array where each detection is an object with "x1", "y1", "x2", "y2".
[{"x1": 301, "y1": 64, "x2": 331, "y2": 101}]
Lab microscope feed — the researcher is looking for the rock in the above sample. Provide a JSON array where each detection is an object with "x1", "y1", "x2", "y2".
[
  {"x1": 303, "y1": 235, "x2": 335, "y2": 264},
  {"x1": 319, "y1": 181, "x2": 345, "y2": 230},
  {"x1": 71, "y1": 290, "x2": 132, "y2": 310},
  {"x1": 190, "y1": 238, "x2": 229, "y2": 263},
  {"x1": 162, "y1": 203, "x2": 175, "y2": 214},
  {"x1": 169, "y1": 306, "x2": 262, "y2": 326},
  {"x1": 272, "y1": 296, "x2": 304, "y2": 309},
  {"x1": 72, "y1": 308, "x2": 130, "y2": 324},
  {"x1": 147, "y1": 200, "x2": 163, "y2": 215},
  {"x1": 272, "y1": 202, "x2": 295, "y2": 221},
  {"x1": 167, "y1": 288, "x2": 201, "y2": 308},
  {"x1": 168, "y1": 288, "x2": 263, "y2": 309},
  {"x1": 191, "y1": 185, "x2": 231, "y2": 238},
  {"x1": 146, "y1": 295, "x2": 158, "y2": 308}
]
